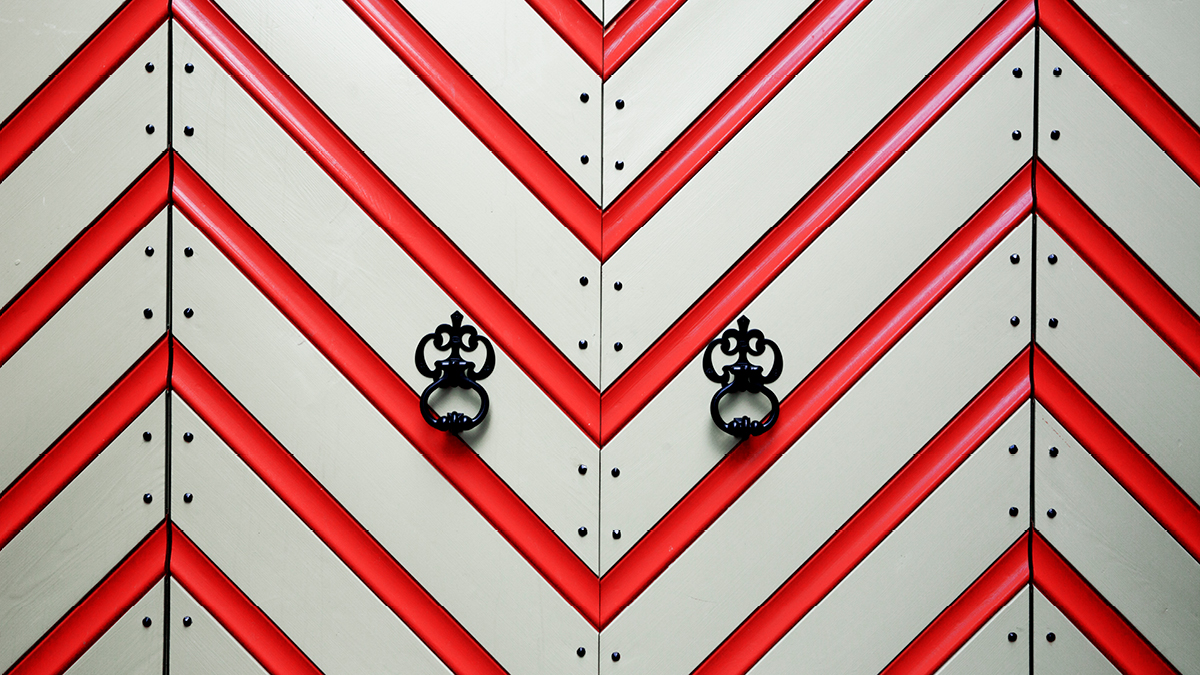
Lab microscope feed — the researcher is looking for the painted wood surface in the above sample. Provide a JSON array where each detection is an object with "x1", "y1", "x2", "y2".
[
  {"x1": 1032, "y1": 588, "x2": 1121, "y2": 675},
  {"x1": 598, "y1": 34, "x2": 1034, "y2": 569},
  {"x1": 1035, "y1": 404, "x2": 1200, "y2": 671},
  {"x1": 170, "y1": 397, "x2": 451, "y2": 675},
  {"x1": 0, "y1": 24, "x2": 166, "y2": 306},
  {"x1": 936, "y1": 588, "x2": 1029, "y2": 675},
  {"x1": 205, "y1": 0, "x2": 601, "y2": 376},
  {"x1": 170, "y1": 579, "x2": 268, "y2": 675},
  {"x1": 0, "y1": 395, "x2": 165, "y2": 670},
  {"x1": 0, "y1": 0, "x2": 127, "y2": 122},
  {"x1": 605, "y1": 0, "x2": 634, "y2": 25},
  {"x1": 1039, "y1": 36, "x2": 1200, "y2": 311},
  {"x1": 172, "y1": 28, "x2": 599, "y2": 569},
  {"x1": 598, "y1": 0, "x2": 1017, "y2": 387},
  {"x1": 1036, "y1": 220, "x2": 1200, "y2": 502},
  {"x1": 64, "y1": 583, "x2": 163, "y2": 675},
  {"x1": 0, "y1": 212, "x2": 165, "y2": 492},
  {"x1": 171, "y1": 211, "x2": 596, "y2": 675},
  {"x1": 599, "y1": 222, "x2": 1031, "y2": 673},
  {"x1": 1074, "y1": 0, "x2": 1200, "y2": 125}
]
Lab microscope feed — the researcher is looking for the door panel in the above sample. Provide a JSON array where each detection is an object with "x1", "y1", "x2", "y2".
[
  {"x1": 935, "y1": 588, "x2": 1029, "y2": 675},
  {"x1": 64, "y1": 584, "x2": 164, "y2": 675},
  {"x1": 1031, "y1": 589, "x2": 1121, "y2": 675},
  {"x1": 169, "y1": 580, "x2": 268, "y2": 675}
]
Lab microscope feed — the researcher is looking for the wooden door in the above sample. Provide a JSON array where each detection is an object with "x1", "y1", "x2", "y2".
[{"x1": 0, "y1": 1, "x2": 1195, "y2": 674}]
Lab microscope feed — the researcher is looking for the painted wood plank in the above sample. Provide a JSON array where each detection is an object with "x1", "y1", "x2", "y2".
[
  {"x1": 598, "y1": 221, "x2": 1032, "y2": 674},
  {"x1": 935, "y1": 587, "x2": 1029, "y2": 675},
  {"x1": 0, "y1": 212, "x2": 165, "y2": 492},
  {"x1": 64, "y1": 583, "x2": 163, "y2": 675},
  {"x1": 599, "y1": 0, "x2": 1018, "y2": 386},
  {"x1": 400, "y1": 0, "x2": 602, "y2": 200},
  {"x1": 1035, "y1": 403, "x2": 1200, "y2": 672},
  {"x1": 170, "y1": 579, "x2": 268, "y2": 675},
  {"x1": 1073, "y1": 0, "x2": 1200, "y2": 126},
  {"x1": 170, "y1": 212, "x2": 597, "y2": 675},
  {"x1": 1039, "y1": 36, "x2": 1200, "y2": 311},
  {"x1": 1036, "y1": 220, "x2": 1200, "y2": 501},
  {"x1": 605, "y1": 0, "x2": 635, "y2": 25},
  {"x1": 0, "y1": 0, "x2": 127, "y2": 122},
  {"x1": 172, "y1": 27, "x2": 599, "y2": 570},
  {"x1": 0, "y1": 394, "x2": 165, "y2": 670},
  {"x1": 599, "y1": 35, "x2": 1033, "y2": 570},
  {"x1": 1032, "y1": 588, "x2": 1121, "y2": 675},
  {"x1": 0, "y1": 24, "x2": 166, "y2": 307},
  {"x1": 201, "y1": 0, "x2": 600, "y2": 376},
  {"x1": 600, "y1": 0, "x2": 812, "y2": 204},
  {"x1": 749, "y1": 409, "x2": 1029, "y2": 674},
  {"x1": 170, "y1": 397, "x2": 451, "y2": 675}
]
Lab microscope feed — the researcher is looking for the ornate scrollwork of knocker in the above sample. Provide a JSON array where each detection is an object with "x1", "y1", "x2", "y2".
[
  {"x1": 702, "y1": 315, "x2": 783, "y2": 437},
  {"x1": 415, "y1": 311, "x2": 495, "y2": 433}
]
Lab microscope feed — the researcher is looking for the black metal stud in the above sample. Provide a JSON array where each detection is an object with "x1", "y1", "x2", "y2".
[
  {"x1": 580, "y1": 93, "x2": 590, "y2": 103},
  {"x1": 612, "y1": 652, "x2": 621, "y2": 662},
  {"x1": 579, "y1": 340, "x2": 588, "y2": 349},
  {"x1": 615, "y1": 99, "x2": 625, "y2": 109},
  {"x1": 614, "y1": 281, "x2": 623, "y2": 290},
  {"x1": 1012, "y1": 67, "x2": 1022, "y2": 78},
  {"x1": 184, "y1": 307, "x2": 194, "y2": 318},
  {"x1": 611, "y1": 467, "x2": 620, "y2": 477},
  {"x1": 145, "y1": 62, "x2": 155, "y2": 73},
  {"x1": 579, "y1": 276, "x2": 588, "y2": 286},
  {"x1": 614, "y1": 342, "x2": 623, "y2": 351},
  {"x1": 146, "y1": 123, "x2": 155, "y2": 134},
  {"x1": 184, "y1": 432, "x2": 194, "y2": 443},
  {"x1": 145, "y1": 246, "x2": 155, "y2": 256},
  {"x1": 1046, "y1": 632, "x2": 1056, "y2": 642},
  {"x1": 185, "y1": 62, "x2": 195, "y2": 73},
  {"x1": 183, "y1": 616, "x2": 193, "y2": 627},
  {"x1": 578, "y1": 464, "x2": 587, "y2": 475},
  {"x1": 1050, "y1": 129, "x2": 1060, "y2": 140},
  {"x1": 185, "y1": 125, "x2": 195, "y2": 137},
  {"x1": 1049, "y1": 446, "x2": 1059, "y2": 458},
  {"x1": 1012, "y1": 130, "x2": 1021, "y2": 140},
  {"x1": 1047, "y1": 508, "x2": 1057, "y2": 518},
  {"x1": 144, "y1": 308, "x2": 154, "y2": 319},
  {"x1": 612, "y1": 529, "x2": 621, "y2": 540},
  {"x1": 577, "y1": 647, "x2": 587, "y2": 657},
  {"x1": 1053, "y1": 67, "x2": 1062, "y2": 77},
  {"x1": 1010, "y1": 253, "x2": 1020, "y2": 264},
  {"x1": 581, "y1": 154, "x2": 589, "y2": 164},
  {"x1": 1010, "y1": 316, "x2": 1020, "y2": 326},
  {"x1": 615, "y1": 160, "x2": 624, "y2": 170},
  {"x1": 1048, "y1": 317, "x2": 1058, "y2": 328},
  {"x1": 1048, "y1": 253, "x2": 1058, "y2": 264},
  {"x1": 143, "y1": 493, "x2": 153, "y2": 504},
  {"x1": 1009, "y1": 444, "x2": 1018, "y2": 454},
  {"x1": 578, "y1": 526, "x2": 588, "y2": 537},
  {"x1": 184, "y1": 493, "x2": 193, "y2": 503},
  {"x1": 1009, "y1": 506, "x2": 1019, "y2": 517},
  {"x1": 143, "y1": 617, "x2": 153, "y2": 628},
  {"x1": 1008, "y1": 632, "x2": 1018, "y2": 642},
  {"x1": 185, "y1": 246, "x2": 194, "y2": 257},
  {"x1": 144, "y1": 431, "x2": 153, "y2": 442}
]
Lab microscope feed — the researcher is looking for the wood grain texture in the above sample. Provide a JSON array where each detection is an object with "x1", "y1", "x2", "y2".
[
  {"x1": 170, "y1": 211, "x2": 596, "y2": 674},
  {"x1": 172, "y1": 27, "x2": 599, "y2": 569},
  {"x1": 1036, "y1": 220, "x2": 1200, "y2": 502},
  {"x1": 0, "y1": 24, "x2": 166, "y2": 306},
  {"x1": 935, "y1": 588, "x2": 1029, "y2": 675},
  {"x1": 169, "y1": 580, "x2": 268, "y2": 675},
  {"x1": 0, "y1": 212, "x2": 165, "y2": 492},
  {"x1": 1039, "y1": 36, "x2": 1200, "y2": 311},
  {"x1": 64, "y1": 583, "x2": 163, "y2": 675},
  {"x1": 599, "y1": 33, "x2": 1033, "y2": 570},
  {"x1": 1036, "y1": 404, "x2": 1200, "y2": 671},
  {"x1": 598, "y1": 221, "x2": 1031, "y2": 673},
  {"x1": 0, "y1": 395, "x2": 165, "y2": 670},
  {"x1": 1033, "y1": 588, "x2": 1121, "y2": 675},
  {"x1": 598, "y1": 0, "x2": 1017, "y2": 387}
]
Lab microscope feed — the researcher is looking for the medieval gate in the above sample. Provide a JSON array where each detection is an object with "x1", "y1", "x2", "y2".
[{"x1": 1, "y1": 0, "x2": 1197, "y2": 672}]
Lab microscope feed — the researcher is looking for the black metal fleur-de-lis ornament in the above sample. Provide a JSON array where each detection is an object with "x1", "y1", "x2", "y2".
[
  {"x1": 415, "y1": 311, "x2": 495, "y2": 433},
  {"x1": 702, "y1": 315, "x2": 783, "y2": 437}
]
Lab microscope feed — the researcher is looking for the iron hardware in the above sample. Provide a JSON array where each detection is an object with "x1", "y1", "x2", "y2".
[
  {"x1": 703, "y1": 315, "x2": 783, "y2": 437},
  {"x1": 416, "y1": 311, "x2": 494, "y2": 433}
]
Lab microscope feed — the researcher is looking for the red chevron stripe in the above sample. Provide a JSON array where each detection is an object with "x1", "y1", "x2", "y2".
[
  {"x1": 601, "y1": 0, "x2": 871, "y2": 257},
  {"x1": 0, "y1": 338, "x2": 167, "y2": 551},
  {"x1": 173, "y1": 0, "x2": 599, "y2": 441},
  {"x1": 1034, "y1": 347, "x2": 1200, "y2": 561},
  {"x1": 601, "y1": 0, "x2": 1034, "y2": 439},
  {"x1": 602, "y1": 0, "x2": 688, "y2": 79},
  {"x1": 1037, "y1": 164, "x2": 1200, "y2": 377},
  {"x1": 880, "y1": 533, "x2": 1030, "y2": 675},
  {"x1": 600, "y1": 166, "x2": 1032, "y2": 625},
  {"x1": 1042, "y1": 0, "x2": 1200, "y2": 187},
  {"x1": 0, "y1": 155, "x2": 169, "y2": 367},
  {"x1": 526, "y1": 0, "x2": 601, "y2": 73},
  {"x1": 7, "y1": 523, "x2": 166, "y2": 675},
  {"x1": 0, "y1": 0, "x2": 168, "y2": 183},
  {"x1": 694, "y1": 351, "x2": 1030, "y2": 674},
  {"x1": 1032, "y1": 532, "x2": 1177, "y2": 675},
  {"x1": 170, "y1": 158, "x2": 599, "y2": 625},
  {"x1": 171, "y1": 525, "x2": 322, "y2": 675},
  {"x1": 341, "y1": 0, "x2": 602, "y2": 255},
  {"x1": 171, "y1": 341, "x2": 507, "y2": 673}
]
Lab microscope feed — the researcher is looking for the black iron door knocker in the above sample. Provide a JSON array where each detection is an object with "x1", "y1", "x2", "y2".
[
  {"x1": 415, "y1": 311, "x2": 495, "y2": 433},
  {"x1": 703, "y1": 315, "x2": 783, "y2": 437}
]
